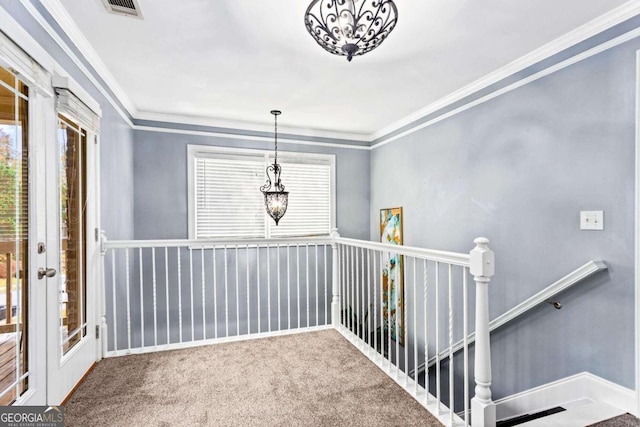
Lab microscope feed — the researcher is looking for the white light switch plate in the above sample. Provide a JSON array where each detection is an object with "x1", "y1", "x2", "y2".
[{"x1": 580, "y1": 211, "x2": 604, "y2": 230}]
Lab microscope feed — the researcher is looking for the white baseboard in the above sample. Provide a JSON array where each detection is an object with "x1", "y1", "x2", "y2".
[
  {"x1": 103, "y1": 324, "x2": 334, "y2": 358},
  {"x1": 495, "y1": 372, "x2": 636, "y2": 422}
]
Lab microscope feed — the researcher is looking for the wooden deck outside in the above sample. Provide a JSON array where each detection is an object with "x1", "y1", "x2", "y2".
[
  {"x1": 0, "y1": 333, "x2": 23, "y2": 405},
  {"x1": 0, "y1": 240, "x2": 61, "y2": 404}
]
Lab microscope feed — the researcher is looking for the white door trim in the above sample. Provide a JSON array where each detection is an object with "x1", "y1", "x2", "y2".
[{"x1": 635, "y1": 49, "x2": 640, "y2": 419}]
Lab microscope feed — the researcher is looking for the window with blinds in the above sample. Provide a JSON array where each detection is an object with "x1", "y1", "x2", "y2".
[
  {"x1": 269, "y1": 160, "x2": 331, "y2": 237},
  {"x1": 189, "y1": 147, "x2": 334, "y2": 239}
]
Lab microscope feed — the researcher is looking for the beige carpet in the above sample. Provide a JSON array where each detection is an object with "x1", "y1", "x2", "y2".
[
  {"x1": 589, "y1": 414, "x2": 640, "y2": 427},
  {"x1": 65, "y1": 329, "x2": 442, "y2": 426}
]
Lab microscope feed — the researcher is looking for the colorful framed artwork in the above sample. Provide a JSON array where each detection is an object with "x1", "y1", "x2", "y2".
[{"x1": 380, "y1": 207, "x2": 404, "y2": 346}]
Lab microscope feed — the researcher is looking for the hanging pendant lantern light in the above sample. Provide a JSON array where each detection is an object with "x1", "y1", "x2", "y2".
[
  {"x1": 304, "y1": 0, "x2": 398, "y2": 62},
  {"x1": 260, "y1": 110, "x2": 289, "y2": 225}
]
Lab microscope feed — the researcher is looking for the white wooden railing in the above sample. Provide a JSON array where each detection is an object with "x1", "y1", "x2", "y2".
[
  {"x1": 333, "y1": 234, "x2": 495, "y2": 427},
  {"x1": 101, "y1": 236, "x2": 334, "y2": 355},
  {"x1": 101, "y1": 232, "x2": 495, "y2": 427}
]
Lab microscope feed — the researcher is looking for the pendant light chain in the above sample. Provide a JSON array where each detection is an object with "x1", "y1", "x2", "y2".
[{"x1": 274, "y1": 112, "x2": 278, "y2": 166}]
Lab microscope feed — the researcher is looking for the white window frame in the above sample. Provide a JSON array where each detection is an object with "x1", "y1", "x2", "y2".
[{"x1": 187, "y1": 144, "x2": 336, "y2": 240}]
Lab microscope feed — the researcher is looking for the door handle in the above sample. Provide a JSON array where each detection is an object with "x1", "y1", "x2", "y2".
[{"x1": 38, "y1": 267, "x2": 57, "y2": 280}]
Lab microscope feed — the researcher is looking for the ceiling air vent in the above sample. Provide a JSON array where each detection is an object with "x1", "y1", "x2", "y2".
[{"x1": 102, "y1": 0, "x2": 143, "y2": 19}]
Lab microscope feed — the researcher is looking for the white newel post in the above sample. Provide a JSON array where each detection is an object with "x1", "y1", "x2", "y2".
[
  {"x1": 331, "y1": 228, "x2": 341, "y2": 326},
  {"x1": 470, "y1": 237, "x2": 496, "y2": 427},
  {"x1": 99, "y1": 231, "x2": 109, "y2": 359}
]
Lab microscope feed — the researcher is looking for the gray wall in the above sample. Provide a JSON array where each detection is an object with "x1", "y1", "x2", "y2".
[
  {"x1": 127, "y1": 130, "x2": 364, "y2": 351},
  {"x1": 370, "y1": 38, "x2": 639, "y2": 396},
  {"x1": 99, "y1": 106, "x2": 135, "y2": 240},
  {"x1": 133, "y1": 130, "x2": 370, "y2": 240}
]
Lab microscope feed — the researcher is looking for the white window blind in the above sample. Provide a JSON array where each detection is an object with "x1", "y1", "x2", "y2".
[
  {"x1": 195, "y1": 156, "x2": 265, "y2": 238},
  {"x1": 190, "y1": 147, "x2": 334, "y2": 239},
  {"x1": 269, "y1": 160, "x2": 331, "y2": 237}
]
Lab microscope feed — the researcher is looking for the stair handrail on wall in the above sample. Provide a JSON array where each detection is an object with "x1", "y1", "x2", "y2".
[{"x1": 409, "y1": 260, "x2": 608, "y2": 377}]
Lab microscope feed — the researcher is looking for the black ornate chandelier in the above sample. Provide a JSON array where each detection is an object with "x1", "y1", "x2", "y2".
[
  {"x1": 304, "y1": 0, "x2": 398, "y2": 62},
  {"x1": 260, "y1": 110, "x2": 289, "y2": 226}
]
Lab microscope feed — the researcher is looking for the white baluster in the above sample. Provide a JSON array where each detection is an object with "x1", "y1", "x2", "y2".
[
  {"x1": 267, "y1": 245, "x2": 271, "y2": 332},
  {"x1": 315, "y1": 244, "x2": 319, "y2": 327},
  {"x1": 189, "y1": 248, "x2": 194, "y2": 341},
  {"x1": 213, "y1": 247, "x2": 217, "y2": 339},
  {"x1": 356, "y1": 247, "x2": 361, "y2": 342},
  {"x1": 152, "y1": 247, "x2": 157, "y2": 347},
  {"x1": 367, "y1": 249, "x2": 371, "y2": 355},
  {"x1": 139, "y1": 248, "x2": 144, "y2": 347},
  {"x1": 424, "y1": 259, "x2": 429, "y2": 404},
  {"x1": 235, "y1": 246, "x2": 240, "y2": 336},
  {"x1": 125, "y1": 249, "x2": 131, "y2": 351},
  {"x1": 165, "y1": 247, "x2": 169, "y2": 345},
  {"x1": 463, "y1": 267, "x2": 470, "y2": 427},
  {"x1": 346, "y1": 246, "x2": 350, "y2": 330},
  {"x1": 111, "y1": 251, "x2": 117, "y2": 352},
  {"x1": 342, "y1": 245, "x2": 347, "y2": 329},
  {"x1": 201, "y1": 248, "x2": 206, "y2": 340},
  {"x1": 374, "y1": 249, "x2": 378, "y2": 355},
  {"x1": 306, "y1": 244, "x2": 310, "y2": 328},
  {"x1": 414, "y1": 257, "x2": 417, "y2": 394},
  {"x1": 449, "y1": 263, "x2": 454, "y2": 425},
  {"x1": 380, "y1": 251, "x2": 383, "y2": 359},
  {"x1": 351, "y1": 246, "x2": 355, "y2": 334},
  {"x1": 246, "y1": 245, "x2": 250, "y2": 334},
  {"x1": 224, "y1": 245, "x2": 228, "y2": 338},
  {"x1": 470, "y1": 237, "x2": 496, "y2": 427},
  {"x1": 387, "y1": 251, "x2": 392, "y2": 371},
  {"x1": 278, "y1": 244, "x2": 281, "y2": 331},
  {"x1": 257, "y1": 246, "x2": 261, "y2": 333},
  {"x1": 296, "y1": 244, "x2": 300, "y2": 329},
  {"x1": 404, "y1": 256, "x2": 408, "y2": 386},
  {"x1": 177, "y1": 249, "x2": 182, "y2": 343},
  {"x1": 324, "y1": 244, "x2": 328, "y2": 325},
  {"x1": 435, "y1": 261, "x2": 440, "y2": 412},
  {"x1": 287, "y1": 246, "x2": 291, "y2": 330}
]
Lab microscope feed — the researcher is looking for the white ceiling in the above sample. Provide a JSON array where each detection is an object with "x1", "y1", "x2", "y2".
[{"x1": 58, "y1": 0, "x2": 631, "y2": 138}]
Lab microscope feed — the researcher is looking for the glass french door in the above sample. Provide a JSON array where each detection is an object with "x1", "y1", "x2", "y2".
[
  {"x1": 0, "y1": 63, "x2": 100, "y2": 406},
  {"x1": 0, "y1": 65, "x2": 47, "y2": 405},
  {"x1": 45, "y1": 111, "x2": 98, "y2": 405},
  {"x1": 0, "y1": 30, "x2": 101, "y2": 404}
]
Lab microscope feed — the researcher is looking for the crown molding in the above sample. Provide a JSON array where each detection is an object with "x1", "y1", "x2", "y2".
[
  {"x1": 38, "y1": 0, "x2": 137, "y2": 115},
  {"x1": 370, "y1": 0, "x2": 640, "y2": 141},
  {"x1": 34, "y1": 0, "x2": 369, "y2": 144},
  {"x1": 372, "y1": 26, "x2": 640, "y2": 149},
  {"x1": 29, "y1": 0, "x2": 640, "y2": 148},
  {"x1": 133, "y1": 124, "x2": 371, "y2": 151},
  {"x1": 135, "y1": 111, "x2": 371, "y2": 143}
]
